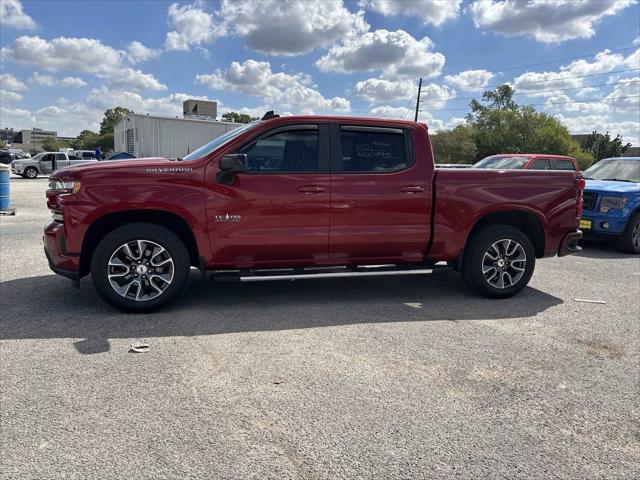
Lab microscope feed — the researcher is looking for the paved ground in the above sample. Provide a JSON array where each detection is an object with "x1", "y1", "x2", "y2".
[{"x1": 1, "y1": 176, "x2": 639, "y2": 479}]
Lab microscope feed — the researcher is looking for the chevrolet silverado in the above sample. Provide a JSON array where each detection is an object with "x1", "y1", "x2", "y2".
[{"x1": 45, "y1": 114, "x2": 584, "y2": 312}]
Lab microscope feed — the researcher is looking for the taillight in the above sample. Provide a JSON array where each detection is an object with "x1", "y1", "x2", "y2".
[{"x1": 574, "y1": 176, "x2": 585, "y2": 220}]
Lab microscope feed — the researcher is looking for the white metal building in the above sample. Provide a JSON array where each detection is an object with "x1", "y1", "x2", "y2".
[{"x1": 114, "y1": 113, "x2": 242, "y2": 159}]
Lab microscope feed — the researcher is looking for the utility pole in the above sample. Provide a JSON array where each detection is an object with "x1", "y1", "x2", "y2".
[{"x1": 414, "y1": 77, "x2": 422, "y2": 122}]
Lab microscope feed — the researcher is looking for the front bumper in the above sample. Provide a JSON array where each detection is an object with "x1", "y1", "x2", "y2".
[
  {"x1": 557, "y1": 230, "x2": 582, "y2": 257},
  {"x1": 11, "y1": 163, "x2": 22, "y2": 175},
  {"x1": 580, "y1": 212, "x2": 627, "y2": 236},
  {"x1": 43, "y1": 221, "x2": 80, "y2": 279}
]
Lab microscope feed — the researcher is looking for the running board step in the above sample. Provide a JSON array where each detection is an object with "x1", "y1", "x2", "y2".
[{"x1": 208, "y1": 264, "x2": 451, "y2": 283}]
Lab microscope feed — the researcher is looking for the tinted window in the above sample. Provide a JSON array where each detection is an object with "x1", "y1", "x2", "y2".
[
  {"x1": 530, "y1": 159, "x2": 551, "y2": 170},
  {"x1": 340, "y1": 128, "x2": 407, "y2": 172},
  {"x1": 241, "y1": 129, "x2": 319, "y2": 172},
  {"x1": 55, "y1": 153, "x2": 66, "y2": 160},
  {"x1": 472, "y1": 156, "x2": 527, "y2": 169},
  {"x1": 550, "y1": 159, "x2": 575, "y2": 170}
]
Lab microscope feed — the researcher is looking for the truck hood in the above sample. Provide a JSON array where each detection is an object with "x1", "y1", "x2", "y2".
[
  {"x1": 584, "y1": 179, "x2": 640, "y2": 193},
  {"x1": 51, "y1": 157, "x2": 173, "y2": 178}
]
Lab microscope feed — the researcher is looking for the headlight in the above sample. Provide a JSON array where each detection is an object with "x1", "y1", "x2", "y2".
[
  {"x1": 599, "y1": 196, "x2": 627, "y2": 213},
  {"x1": 48, "y1": 180, "x2": 81, "y2": 194}
]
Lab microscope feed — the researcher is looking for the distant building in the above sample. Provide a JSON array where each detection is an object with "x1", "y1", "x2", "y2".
[
  {"x1": 183, "y1": 99, "x2": 217, "y2": 121},
  {"x1": 1, "y1": 128, "x2": 16, "y2": 144},
  {"x1": 17, "y1": 128, "x2": 57, "y2": 147},
  {"x1": 114, "y1": 109, "x2": 241, "y2": 159}
]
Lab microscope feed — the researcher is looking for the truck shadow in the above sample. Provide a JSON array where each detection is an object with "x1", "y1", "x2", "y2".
[
  {"x1": 577, "y1": 239, "x2": 638, "y2": 259},
  {"x1": 0, "y1": 271, "x2": 563, "y2": 354}
]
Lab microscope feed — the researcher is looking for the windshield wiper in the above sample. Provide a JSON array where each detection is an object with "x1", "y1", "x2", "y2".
[{"x1": 601, "y1": 178, "x2": 634, "y2": 182}]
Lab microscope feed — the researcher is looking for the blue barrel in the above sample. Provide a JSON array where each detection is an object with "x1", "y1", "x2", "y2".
[{"x1": 0, "y1": 164, "x2": 10, "y2": 210}]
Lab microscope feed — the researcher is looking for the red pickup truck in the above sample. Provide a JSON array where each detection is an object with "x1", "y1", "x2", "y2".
[{"x1": 45, "y1": 114, "x2": 584, "y2": 312}]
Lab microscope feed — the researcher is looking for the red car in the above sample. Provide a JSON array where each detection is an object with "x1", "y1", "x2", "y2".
[
  {"x1": 473, "y1": 154, "x2": 579, "y2": 171},
  {"x1": 45, "y1": 114, "x2": 584, "y2": 312}
]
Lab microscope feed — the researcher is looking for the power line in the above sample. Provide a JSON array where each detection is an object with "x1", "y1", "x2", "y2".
[
  {"x1": 488, "y1": 45, "x2": 638, "y2": 73},
  {"x1": 418, "y1": 78, "x2": 640, "y2": 106},
  {"x1": 422, "y1": 94, "x2": 640, "y2": 112}
]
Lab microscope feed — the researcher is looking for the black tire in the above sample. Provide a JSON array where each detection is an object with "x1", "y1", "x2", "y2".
[
  {"x1": 616, "y1": 211, "x2": 640, "y2": 254},
  {"x1": 23, "y1": 167, "x2": 38, "y2": 179},
  {"x1": 90, "y1": 223, "x2": 191, "y2": 312},
  {"x1": 461, "y1": 224, "x2": 536, "y2": 299}
]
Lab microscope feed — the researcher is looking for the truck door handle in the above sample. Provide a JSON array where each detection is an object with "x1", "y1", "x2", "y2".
[
  {"x1": 298, "y1": 185, "x2": 325, "y2": 194},
  {"x1": 399, "y1": 186, "x2": 425, "y2": 193}
]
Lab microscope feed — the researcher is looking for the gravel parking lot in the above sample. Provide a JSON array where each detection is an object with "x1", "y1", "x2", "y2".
[{"x1": 1, "y1": 176, "x2": 639, "y2": 479}]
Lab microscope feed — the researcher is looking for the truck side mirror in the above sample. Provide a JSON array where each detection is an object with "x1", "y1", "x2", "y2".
[{"x1": 217, "y1": 153, "x2": 248, "y2": 184}]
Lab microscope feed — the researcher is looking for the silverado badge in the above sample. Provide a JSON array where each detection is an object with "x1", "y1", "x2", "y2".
[{"x1": 215, "y1": 214, "x2": 241, "y2": 222}]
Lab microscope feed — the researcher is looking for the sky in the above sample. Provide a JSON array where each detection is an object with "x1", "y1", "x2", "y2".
[{"x1": 0, "y1": 0, "x2": 639, "y2": 144}]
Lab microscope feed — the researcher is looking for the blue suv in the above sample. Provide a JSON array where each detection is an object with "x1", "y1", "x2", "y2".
[{"x1": 580, "y1": 157, "x2": 640, "y2": 253}]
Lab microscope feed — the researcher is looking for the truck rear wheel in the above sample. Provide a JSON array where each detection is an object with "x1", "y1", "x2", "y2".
[
  {"x1": 462, "y1": 225, "x2": 535, "y2": 299},
  {"x1": 90, "y1": 223, "x2": 191, "y2": 312},
  {"x1": 616, "y1": 211, "x2": 640, "y2": 254}
]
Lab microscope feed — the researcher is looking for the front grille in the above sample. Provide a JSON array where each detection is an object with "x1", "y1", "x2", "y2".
[{"x1": 583, "y1": 191, "x2": 597, "y2": 210}]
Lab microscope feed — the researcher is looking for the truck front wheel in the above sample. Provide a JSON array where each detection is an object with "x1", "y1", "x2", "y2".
[
  {"x1": 23, "y1": 167, "x2": 38, "y2": 179},
  {"x1": 462, "y1": 225, "x2": 536, "y2": 299},
  {"x1": 90, "y1": 223, "x2": 191, "y2": 312}
]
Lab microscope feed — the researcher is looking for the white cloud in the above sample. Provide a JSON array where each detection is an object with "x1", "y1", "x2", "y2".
[
  {"x1": 220, "y1": 0, "x2": 368, "y2": 56},
  {"x1": 29, "y1": 72, "x2": 87, "y2": 88},
  {"x1": 0, "y1": 73, "x2": 28, "y2": 92},
  {"x1": 556, "y1": 114, "x2": 640, "y2": 145},
  {"x1": 165, "y1": 2, "x2": 226, "y2": 51},
  {"x1": 0, "y1": 90, "x2": 24, "y2": 103},
  {"x1": 513, "y1": 71, "x2": 584, "y2": 96},
  {"x1": 0, "y1": 0, "x2": 36, "y2": 29},
  {"x1": 634, "y1": 35, "x2": 640, "y2": 46},
  {"x1": 127, "y1": 41, "x2": 162, "y2": 63},
  {"x1": 317, "y1": 29, "x2": 445, "y2": 79},
  {"x1": 106, "y1": 68, "x2": 167, "y2": 91},
  {"x1": 575, "y1": 86, "x2": 602, "y2": 98},
  {"x1": 0, "y1": 105, "x2": 35, "y2": 129},
  {"x1": 544, "y1": 94, "x2": 610, "y2": 115},
  {"x1": 470, "y1": 0, "x2": 635, "y2": 43},
  {"x1": 1, "y1": 36, "x2": 123, "y2": 75},
  {"x1": 353, "y1": 78, "x2": 416, "y2": 102},
  {"x1": 368, "y1": 105, "x2": 446, "y2": 130},
  {"x1": 445, "y1": 69, "x2": 494, "y2": 91},
  {"x1": 416, "y1": 83, "x2": 456, "y2": 109},
  {"x1": 86, "y1": 87, "x2": 216, "y2": 117},
  {"x1": 605, "y1": 77, "x2": 640, "y2": 112},
  {"x1": 196, "y1": 59, "x2": 350, "y2": 113},
  {"x1": 560, "y1": 49, "x2": 626, "y2": 76},
  {"x1": 360, "y1": 0, "x2": 461, "y2": 26},
  {"x1": 624, "y1": 48, "x2": 640, "y2": 69}
]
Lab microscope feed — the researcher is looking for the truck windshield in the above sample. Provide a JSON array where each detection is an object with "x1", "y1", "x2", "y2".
[
  {"x1": 583, "y1": 159, "x2": 640, "y2": 183},
  {"x1": 473, "y1": 156, "x2": 528, "y2": 169},
  {"x1": 182, "y1": 122, "x2": 260, "y2": 161}
]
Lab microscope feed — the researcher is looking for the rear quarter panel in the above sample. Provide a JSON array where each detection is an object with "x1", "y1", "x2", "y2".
[{"x1": 431, "y1": 169, "x2": 579, "y2": 260}]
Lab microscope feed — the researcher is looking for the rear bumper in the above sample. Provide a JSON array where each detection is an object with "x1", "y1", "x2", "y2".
[
  {"x1": 557, "y1": 230, "x2": 582, "y2": 257},
  {"x1": 43, "y1": 221, "x2": 80, "y2": 279}
]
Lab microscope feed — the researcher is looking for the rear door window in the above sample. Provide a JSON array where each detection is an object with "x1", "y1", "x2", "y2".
[
  {"x1": 529, "y1": 159, "x2": 551, "y2": 170},
  {"x1": 338, "y1": 127, "x2": 409, "y2": 173},
  {"x1": 550, "y1": 159, "x2": 576, "y2": 170}
]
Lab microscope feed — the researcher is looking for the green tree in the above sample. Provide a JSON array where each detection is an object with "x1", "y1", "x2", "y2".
[
  {"x1": 0, "y1": 139, "x2": 7, "y2": 148},
  {"x1": 99, "y1": 107, "x2": 132, "y2": 135},
  {"x1": 222, "y1": 111, "x2": 257, "y2": 123},
  {"x1": 430, "y1": 125, "x2": 477, "y2": 164},
  {"x1": 579, "y1": 131, "x2": 631, "y2": 162},
  {"x1": 42, "y1": 138, "x2": 60, "y2": 152},
  {"x1": 467, "y1": 86, "x2": 595, "y2": 169}
]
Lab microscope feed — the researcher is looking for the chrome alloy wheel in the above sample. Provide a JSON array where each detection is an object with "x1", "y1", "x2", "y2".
[
  {"x1": 481, "y1": 238, "x2": 527, "y2": 289},
  {"x1": 107, "y1": 240, "x2": 174, "y2": 302},
  {"x1": 633, "y1": 219, "x2": 640, "y2": 250}
]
